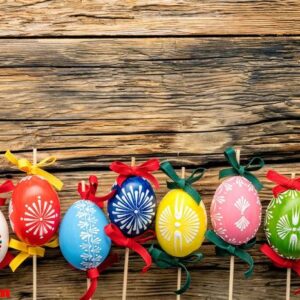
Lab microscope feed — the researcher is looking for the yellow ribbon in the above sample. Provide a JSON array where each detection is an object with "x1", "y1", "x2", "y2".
[
  {"x1": 5, "y1": 150, "x2": 63, "y2": 190},
  {"x1": 9, "y1": 237, "x2": 59, "y2": 272}
]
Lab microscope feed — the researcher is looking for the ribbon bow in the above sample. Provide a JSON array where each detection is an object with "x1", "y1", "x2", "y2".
[
  {"x1": 266, "y1": 170, "x2": 300, "y2": 198},
  {"x1": 8, "y1": 237, "x2": 59, "y2": 272},
  {"x1": 110, "y1": 159, "x2": 160, "y2": 189},
  {"x1": 78, "y1": 175, "x2": 116, "y2": 208},
  {"x1": 205, "y1": 230, "x2": 255, "y2": 278},
  {"x1": 5, "y1": 150, "x2": 63, "y2": 191},
  {"x1": 104, "y1": 223, "x2": 155, "y2": 272},
  {"x1": 149, "y1": 244, "x2": 203, "y2": 294},
  {"x1": 219, "y1": 147, "x2": 264, "y2": 191},
  {"x1": 160, "y1": 161, "x2": 205, "y2": 204},
  {"x1": 0, "y1": 180, "x2": 14, "y2": 206},
  {"x1": 260, "y1": 244, "x2": 300, "y2": 294}
]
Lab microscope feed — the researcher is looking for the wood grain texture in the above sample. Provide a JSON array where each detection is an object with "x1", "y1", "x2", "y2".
[
  {"x1": 0, "y1": 1, "x2": 299, "y2": 36},
  {"x1": 0, "y1": 164, "x2": 300, "y2": 300}
]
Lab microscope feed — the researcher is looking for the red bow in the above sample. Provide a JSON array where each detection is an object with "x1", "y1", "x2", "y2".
[
  {"x1": 266, "y1": 170, "x2": 300, "y2": 198},
  {"x1": 0, "y1": 180, "x2": 14, "y2": 206},
  {"x1": 0, "y1": 252, "x2": 14, "y2": 269},
  {"x1": 260, "y1": 244, "x2": 300, "y2": 294},
  {"x1": 80, "y1": 252, "x2": 119, "y2": 300},
  {"x1": 104, "y1": 223, "x2": 155, "y2": 273},
  {"x1": 110, "y1": 159, "x2": 160, "y2": 189},
  {"x1": 78, "y1": 175, "x2": 116, "y2": 208}
]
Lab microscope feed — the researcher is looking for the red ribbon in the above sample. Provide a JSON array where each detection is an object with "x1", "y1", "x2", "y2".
[
  {"x1": 104, "y1": 223, "x2": 155, "y2": 273},
  {"x1": 0, "y1": 180, "x2": 14, "y2": 206},
  {"x1": 266, "y1": 170, "x2": 300, "y2": 198},
  {"x1": 0, "y1": 252, "x2": 14, "y2": 269},
  {"x1": 78, "y1": 175, "x2": 116, "y2": 208},
  {"x1": 110, "y1": 159, "x2": 160, "y2": 189},
  {"x1": 260, "y1": 244, "x2": 300, "y2": 294},
  {"x1": 80, "y1": 268, "x2": 99, "y2": 300}
]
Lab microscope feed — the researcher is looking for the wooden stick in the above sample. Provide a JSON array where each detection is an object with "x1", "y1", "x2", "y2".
[
  {"x1": 81, "y1": 180, "x2": 92, "y2": 300},
  {"x1": 228, "y1": 148, "x2": 240, "y2": 300},
  {"x1": 176, "y1": 166, "x2": 185, "y2": 300},
  {"x1": 32, "y1": 148, "x2": 37, "y2": 300},
  {"x1": 286, "y1": 172, "x2": 296, "y2": 300},
  {"x1": 122, "y1": 157, "x2": 135, "y2": 300}
]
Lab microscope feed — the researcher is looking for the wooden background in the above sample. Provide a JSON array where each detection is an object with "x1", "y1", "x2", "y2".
[{"x1": 0, "y1": 1, "x2": 299, "y2": 299}]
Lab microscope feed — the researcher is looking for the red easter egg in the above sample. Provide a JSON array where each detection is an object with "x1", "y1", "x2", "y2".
[{"x1": 10, "y1": 175, "x2": 60, "y2": 246}]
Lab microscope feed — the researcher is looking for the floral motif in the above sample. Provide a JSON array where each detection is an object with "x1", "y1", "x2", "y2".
[
  {"x1": 234, "y1": 196, "x2": 250, "y2": 231},
  {"x1": 158, "y1": 194, "x2": 200, "y2": 252},
  {"x1": 20, "y1": 196, "x2": 58, "y2": 239},
  {"x1": 75, "y1": 201, "x2": 103, "y2": 269},
  {"x1": 111, "y1": 184, "x2": 155, "y2": 236}
]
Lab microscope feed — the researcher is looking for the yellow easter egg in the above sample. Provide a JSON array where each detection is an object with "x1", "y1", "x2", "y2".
[{"x1": 156, "y1": 189, "x2": 207, "y2": 257}]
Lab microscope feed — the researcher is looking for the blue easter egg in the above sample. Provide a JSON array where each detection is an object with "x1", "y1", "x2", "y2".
[
  {"x1": 59, "y1": 200, "x2": 111, "y2": 271},
  {"x1": 107, "y1": 176, "x2": 156, "y2": 237}
]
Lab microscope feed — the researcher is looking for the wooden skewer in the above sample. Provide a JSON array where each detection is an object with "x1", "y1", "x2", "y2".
[
  {"x1": 228, "y1": 148, "x2": 240, "y2": 300},
  {"x1": 176, "y1": 166, "x2": 185, "y2": 300},
  {"x1": 122, "y1": 157, "x2": 135, "y2": 300},
  {"x1": 286, "y1": 172, "x2": 296, "y2": 300},
  {"x1": 81, "y1": 180, "x2": 92, "y2": 300},
  {"x1": 32, "y1": 148, "x2": 37, "y2": 300}
]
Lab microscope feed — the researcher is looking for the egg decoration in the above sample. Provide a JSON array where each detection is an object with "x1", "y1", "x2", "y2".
[
  {"x1": 265, "y1": 190, "x2": 300, "y2": 259},
  {"x1": 107, "y1": 176, "x2": 156, "y2": 237},
  {"x1": 156, "y1": 189, "x2": 207, "y2": 257},
  {"x1": 10, "y1": 175, "x2": 60, "y2": 246},
  {"x1": 59, "y1": 200, "x2": 111, "y2": 271},
  {"x1": 210, "y1": 176, "x2": 261, "y2": 245},
  {"x1": 0, "y1": 210, "x2": 9, "y2": 264}
]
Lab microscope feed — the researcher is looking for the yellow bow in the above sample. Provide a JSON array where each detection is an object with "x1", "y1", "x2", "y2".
[
  {"x1": 9, "y1": 237, "x2": 59, "y2": 272},
  {"x1": 5, "y1": 150, "x2": 63, "y2": 190}
]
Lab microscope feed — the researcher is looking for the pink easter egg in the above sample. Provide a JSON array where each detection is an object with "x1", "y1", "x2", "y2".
[{"x1": 210, "y1": 176, "x2": 261, "y2": 245}]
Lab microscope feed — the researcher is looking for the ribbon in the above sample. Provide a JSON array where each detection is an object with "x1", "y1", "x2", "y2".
[
  {"x1": 205, "y1": 230, "x2": 255, "y2": 278},
  {"x1": 0, "y1": 180, "x2": 14, "y2": 206},
  {"x1": 4, "y1": 150, "x2": 63, "y2": 191},
  {"x1": 266, "y1": 170, "x2": 300, "y2": 198},
  {"x1": 260, "y1": 243, "x2": 300, "y2": 295},
  {"x1": 110, "y1": 159, "x2": 160, "y2": 189},
  {"x1": 80, "y1": 268, "x2": 99, "y2": 300},
  {"x1": 8, "y1": 237, "x2": 59, "y2": 272},
  {"x1": 160, "y1": 161, "x2": 205, "y2": 204},
  {"x1": 0, "y1": 252, "x2": 14, "y2": 269},
  {"x1": 219, "y1": 147, "x2": 264, "y2": 191},
  {"x1": 78, "y1": 175, "x2": 116, "y2": 208},
  {"x1": 104, "y1": 223, "x2": 155, "y2": 272},
  {"x1": 149, "y1": 244, "x2": 203, "y2": 294}
]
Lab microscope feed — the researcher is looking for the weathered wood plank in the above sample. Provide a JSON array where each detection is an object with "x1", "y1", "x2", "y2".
[
  {"x1": 0, "y1": 1, "x2": 299, "y2": 36},
  {"x1": 0, "y1": 163, "x2": 299, "y2": 299}
]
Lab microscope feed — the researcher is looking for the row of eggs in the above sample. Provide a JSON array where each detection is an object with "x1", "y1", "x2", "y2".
[{"x1": 1, "y1": 174, "x2": 300, "y2": 272}]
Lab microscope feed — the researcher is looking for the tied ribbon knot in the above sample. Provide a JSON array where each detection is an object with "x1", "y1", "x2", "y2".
[
  {"x1": 260, "y1": 244, "x2": 300, "y2": 295},
  {"x1": 78, "y1": 175, "x2": 116, "y2": 208},
  {"x1": 205, "y1": 230, "x2": 255, "y2": 278},
  {"x1": 5, "y1": 150, "x2": 63, "y2": 191},
  {"x1": 266, "y1": 170, "x2": 300, "y2": 198},
  {"x1": 160, "y1": 161, "x2": 205, "y2": 204},
  {"x1": 0, "y1": 180, "x2": 14, "y2": 206},
  {"x1": 110, "y1": 159, "x2": 160, "y2": 189},
  {"x1": 104, "y1": 223, "x2": 155, "y2": 272},
  {"x1": 80, "y1": 268, "x2": 99, "y2": 300},
  {"x1": 219, "y1": 147, "x2": 264, "y2": 191},
  {"x1": 148, "y1": 244, "x2": 203, "y2": 294},
  {"x1": 8, "y1": 237, "x2": 59, "y2": 272}
]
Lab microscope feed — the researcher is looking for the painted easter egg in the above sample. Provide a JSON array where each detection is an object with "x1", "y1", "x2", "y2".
[
  {"x1": 0, "y1": 210, "x2": 9, "y2": 263},
  {"x1": 107, "y1": 176, "x2": 156, "y2": 237},
  {"x1": 59, "y1": 200, "x2": 111, "y2": 270},
  {"x1": 10, "y1": 175, "x2": 60, "y2": 246},
  {"x1": 265, "y1": 190, "x2": 300, "y2": 259},
  {"x1": 210, "y1": 176, "x2": 261, "y2": 245},
  {"x1": 156, "y1": 189, "x2": 207, "y2": 257}
]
